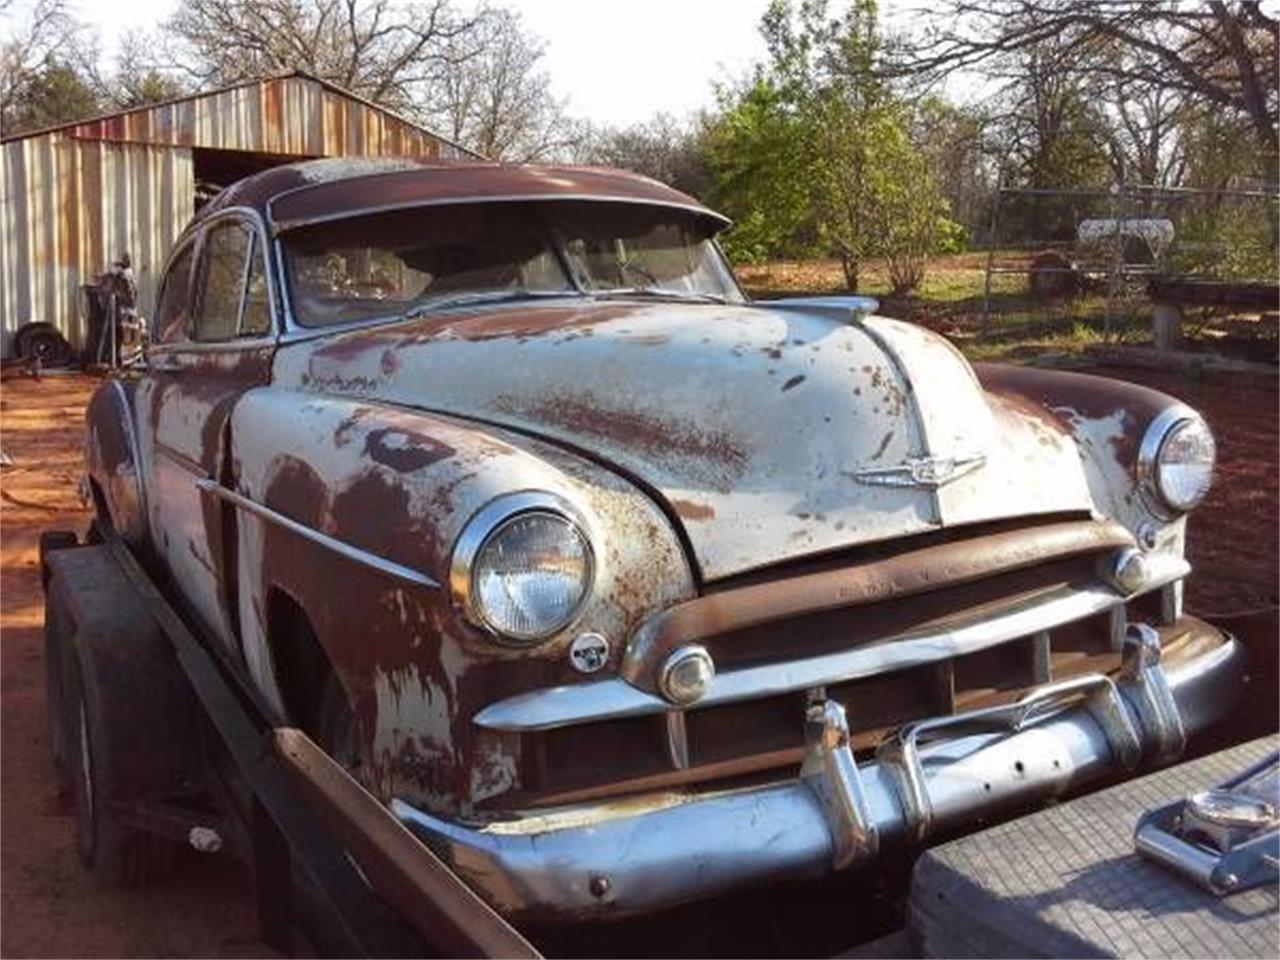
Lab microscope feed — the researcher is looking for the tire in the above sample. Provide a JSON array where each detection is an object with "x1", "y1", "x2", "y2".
[
  {"x1": 39, "y1": 531, "x2": 78, "y2": 792},
  {"x1": 65, "y1": 649, "x2": 179, "y2": 887},
  {"x1": 39, "y1": 530, "x2": 78, "y2": 590},
  {"x1": 13, "y1": 322, "x2": 74, "y2": 368},
  {"x1": 44, "y1": 589, "x2": 73, "y2": 794}
]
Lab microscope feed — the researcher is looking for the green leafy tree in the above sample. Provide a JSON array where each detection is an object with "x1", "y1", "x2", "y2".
[
  {"x1": 5, "y1": 57, "x2": 100, "y2": 132},
  {"x1": 708, "y1": 0, "x2": 947, "y2": 292},
  {"x1": 705, "y1": 77, "x2": 816, "y2": 263}
]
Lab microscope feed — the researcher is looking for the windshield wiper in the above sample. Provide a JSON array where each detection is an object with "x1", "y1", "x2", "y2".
[{"x1": 591, "y1": 287, "x2": 727, "y2": 304}]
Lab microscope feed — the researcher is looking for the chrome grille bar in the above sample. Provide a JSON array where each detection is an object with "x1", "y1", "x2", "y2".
[{"x1": 473, "y1": 555, "x2": 1188, "y2": 733}]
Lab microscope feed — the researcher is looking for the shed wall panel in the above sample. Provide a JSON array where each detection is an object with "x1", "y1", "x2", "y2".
[{"x1": 1, "y1": 134, "x2": 194, "y2": 356}]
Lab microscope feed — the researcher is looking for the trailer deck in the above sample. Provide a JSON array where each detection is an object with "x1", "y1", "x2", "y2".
[{"x1": 41, "y1": 532, "x2": 538, "y2": 959}]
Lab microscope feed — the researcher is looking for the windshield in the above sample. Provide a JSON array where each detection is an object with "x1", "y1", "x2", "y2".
[
  {"x1": 552, "y1": 202, "x2": 741, "y2": 300},
  {"x1": 282, "y1": 201, "x2": 742, "y2": 327}
]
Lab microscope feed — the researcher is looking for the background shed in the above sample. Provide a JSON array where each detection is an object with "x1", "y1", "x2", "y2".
[{"x1": 0, "y1": 70, "x2": 477, "y2": 358}]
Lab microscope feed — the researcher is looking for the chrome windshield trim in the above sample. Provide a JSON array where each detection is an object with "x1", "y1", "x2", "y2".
[
  {"x1": 472, "y1": 555, "x2": 1189, "y2": 732},
  {"x1": 196, "y1": 478, "x2": 441, "y2": 590}
]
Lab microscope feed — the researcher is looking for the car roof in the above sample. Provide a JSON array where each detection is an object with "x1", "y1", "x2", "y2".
[{"x1": 196, "y1": 156, "x2": 729, "y2": 234}]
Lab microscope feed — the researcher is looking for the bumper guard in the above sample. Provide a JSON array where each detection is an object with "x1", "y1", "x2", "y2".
[{"x1": 394, "y1": 624, "x2": 1243, "y2": 922}]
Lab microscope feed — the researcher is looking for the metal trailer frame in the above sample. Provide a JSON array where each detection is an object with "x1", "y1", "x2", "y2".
[{"x1": 39, "y1": 527, "x2": 540, "y2": 960}]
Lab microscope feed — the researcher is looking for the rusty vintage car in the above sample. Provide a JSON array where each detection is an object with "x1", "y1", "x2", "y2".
[{"x1": 82, "y1": 156, "x2": 1243, "y2": 922}]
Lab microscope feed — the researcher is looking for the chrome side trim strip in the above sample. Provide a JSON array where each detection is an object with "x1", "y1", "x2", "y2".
[
  {"x1": 472, "y1": 556, "x2": 1189, "y2": 732},
  {"x1": 196, "y1": 478, "x2": 441, "y2": 590}
]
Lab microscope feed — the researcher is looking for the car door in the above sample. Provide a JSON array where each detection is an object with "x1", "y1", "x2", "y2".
[{"x1": 136, "y1": 212, "x2": 276, "y2": 654}]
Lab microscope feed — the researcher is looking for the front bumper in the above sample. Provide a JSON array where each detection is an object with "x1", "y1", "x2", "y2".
[{"x1": 394, "y1": 622, "x2": 1245, "y2": 922}]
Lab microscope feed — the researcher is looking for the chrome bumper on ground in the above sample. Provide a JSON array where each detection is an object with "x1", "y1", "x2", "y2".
[{"x1": 394, "y1": 625, "x2": 1245, "y2": 922}]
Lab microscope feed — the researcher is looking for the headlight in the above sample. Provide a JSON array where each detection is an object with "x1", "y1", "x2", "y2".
[
  {"x1": 452, "y1": 493, "x2": 595, "y2": 644},
  {"x1": 1140, "y1": 410, "x2": 1216, "y2": 516}
]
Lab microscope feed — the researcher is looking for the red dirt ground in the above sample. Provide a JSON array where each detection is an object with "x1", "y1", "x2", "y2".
[
  {"x1": 1, "y1": 366, "x2": 1275, "y2": 957},
  {"x1": 1, "y1": 373, "x2": 266, "y2": 958}
]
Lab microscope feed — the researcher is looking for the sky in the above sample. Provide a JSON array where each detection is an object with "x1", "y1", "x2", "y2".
[{"x1": 63, "y1": 0, "x2": 776, "y2": 129}]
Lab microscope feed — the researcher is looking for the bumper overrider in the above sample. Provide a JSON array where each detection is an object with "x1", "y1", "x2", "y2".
[{"x1": 394, "y1": 621, "x2": 1244, "y2": 922}]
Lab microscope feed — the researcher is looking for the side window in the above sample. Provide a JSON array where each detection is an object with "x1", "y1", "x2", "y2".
[
  {"x1": 195, "y1": 221, "x2": 253, "y2": 342},
  {"x1": 241, "y1": 235, "x2": 271, "y2": 336},
  {"x1": 154, "y1": 244, "x2": 194, "y2": 343}
]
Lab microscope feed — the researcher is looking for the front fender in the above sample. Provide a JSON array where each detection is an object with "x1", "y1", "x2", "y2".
[
  {"x1": 975, "y1": 363, "x2": 1191, "y2": 545},
  {"x1": 227, "y1": 388, "x2": 696, "y2": 815},
  {"x1": 83, "y1": 378, "x2": 148, "y2": 549}
]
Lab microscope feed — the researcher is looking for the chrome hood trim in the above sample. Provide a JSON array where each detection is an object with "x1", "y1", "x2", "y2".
[{"x1": 276, "y1": 301, "x2": 1095, "y2": 580}]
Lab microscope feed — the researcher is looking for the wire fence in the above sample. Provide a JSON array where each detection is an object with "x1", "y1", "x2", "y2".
[{"x1": 978, "y1": 183, "x2": 1279, "y2": 340}]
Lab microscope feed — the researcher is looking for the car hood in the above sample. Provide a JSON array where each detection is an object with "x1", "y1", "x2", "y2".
[{"x1": 275, "y1": 300, "x2": 1095, "y2": 581}]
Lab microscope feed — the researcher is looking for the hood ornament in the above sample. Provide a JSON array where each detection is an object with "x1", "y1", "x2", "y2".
[{"x1": 855, "y1": 453, "x2": 986, "y2": 489}]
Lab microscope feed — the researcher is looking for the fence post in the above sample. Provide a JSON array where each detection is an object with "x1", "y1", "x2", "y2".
[
  {"x1": 1104, "y1": 180, "x2": 1127, "y2": 340},
  {"x1": 980, "y1": 177, "x2": 1004, "y2": 338}
]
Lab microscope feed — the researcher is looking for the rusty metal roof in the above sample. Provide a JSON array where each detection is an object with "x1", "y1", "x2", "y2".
[
  {"x1": 191, "y1": 157, "x2": 730, "y2": 233},
  {"x1": 0, "y1": 70, "x2": 475, "y2": 158}
]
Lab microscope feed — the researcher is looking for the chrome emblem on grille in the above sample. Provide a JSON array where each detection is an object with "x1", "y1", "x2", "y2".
[{"x1": 854, "y1": 454, "x2": 986, "y2": 488}]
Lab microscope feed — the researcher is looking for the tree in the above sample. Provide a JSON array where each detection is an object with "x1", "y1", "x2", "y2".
[
  {"x1": 742, "y1": 0, "x2": 946, "y2": 290},
  {"x1": 705, "y1": 77, "x2": 818, "y2": 262},
  {"x1": 584, "y1": 113, "x2": 711, "y2": 200},
  {"x1": 3, "y1": 57, "x2": 100, "y2": 133},
  {"x1": 890, "y1": 1, "x2": 1279, "y2": 182},
  {"x1": 425, "y1": 9, "x2": 585, "y2": 161},
  {"x1": 911, "y1": 96, "x2": 993, "y2": 241},
  {"x1": 163, "y1": 0, "x2": 487, "y2": 120},
  {"x1": 105, "y1": 34, "x2": 192, "y2": 111},
  {"x1": 1, "y1": 0, "x2": 97, "y2": 133}
]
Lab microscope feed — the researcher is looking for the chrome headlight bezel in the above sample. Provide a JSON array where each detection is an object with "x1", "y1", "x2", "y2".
[
  {"x1": 450, "y1": 491, "x2": 596, "y2": 646},
  {"x1": 1137, "y1": 406, "x2": 1216, "y2": 519}
]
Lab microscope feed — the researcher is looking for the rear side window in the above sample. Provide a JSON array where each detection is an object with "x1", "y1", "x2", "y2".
[
  {"x1": 241, "y1": 235, "x2": 271, "y2": 336},
  {"x1": 154, "y1": 244, "x2": 194, "y2": 343},
  {"x1": 196, "y1": 221, "x2": 253, "y2": 341}
]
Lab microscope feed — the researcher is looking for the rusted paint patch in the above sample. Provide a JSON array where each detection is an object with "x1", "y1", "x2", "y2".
[
  {"x1": 671, "y1": 498, "x2": 716, "y2": 521},
  {"x1": 364, "y1": 428, "x2": 455, "y2": 473},
  {"x1": 871, "y1": 430, "x2": 894, "y2": 461},
  {"x1": 494, "y1": 389, "x2": 750, "y2": 493}
]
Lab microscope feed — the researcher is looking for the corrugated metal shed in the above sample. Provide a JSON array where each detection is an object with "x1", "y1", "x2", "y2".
[{"x1": 0, "y1": 71, "x2": 477, "y2": 358}]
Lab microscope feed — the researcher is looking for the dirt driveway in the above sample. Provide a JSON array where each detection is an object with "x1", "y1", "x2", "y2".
[{"x1": 1, "y1": 366, "x2": 1275, "y2": 958}]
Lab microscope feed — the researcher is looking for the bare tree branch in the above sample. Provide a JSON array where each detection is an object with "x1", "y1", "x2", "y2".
[{"x1": 889, "y1": 0, "x2": 1277, "y2": 174}]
